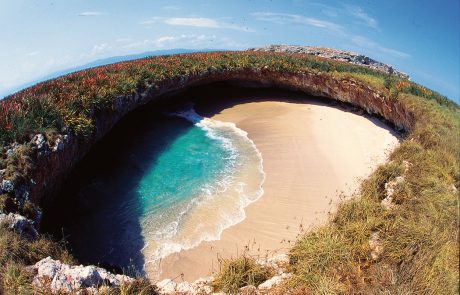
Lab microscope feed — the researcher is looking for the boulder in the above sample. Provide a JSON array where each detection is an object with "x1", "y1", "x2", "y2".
[
  {"x1": 369, "y1": 232, "x2": 383, "y2": 260},
  {"x1": 248, "y1": 45, "x2": 410, "y2": 79},
  {"x1": 382, "y1": 176, "x2": 405, "y2": 210},
  {"x1": 53, "y1": 137, "x2": 64, "y2": 152},
  {"x1": 0, "y1": 212, "x2": 38, "y2": 240},
  {"x1": 34, "y1": 134, "x2": 46, "y2": 150},
  {"x1": 258, "y1": 273, "x2": 291, "y2": 290},
  {"x1": 157, "y1": 278, "x2": 177, "y2": 294},
  {"x1": 31, "y1": 257, "x2": 133, "y2": 293},
  {"x1": 176, "y1": 281, "x2": 193, "y2": 293},
  {"x1": 1, "y1": 179, "x2": 14, "y2": 193}
]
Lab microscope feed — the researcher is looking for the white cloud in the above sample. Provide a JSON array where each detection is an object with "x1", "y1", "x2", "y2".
[
  {"x1": 25, "y1": 51, "x2": 39, "y2": 57},
  {"x1": 155, "y1": 36, "x2": 176, "y2": 45},
  {"x1": 91, "y1": 43, "x2": 111, "y2": 56},
  {"x1": 351, "y1": 36, "x2": 410, "y2": 58},
  {"x1": 163, "y1": 5, "x2": 180, "y2": 10},
  {"x1": 78, "y1": 11, "x2": 104, "y2": 17},
  {"x1": 139, "y1": 17, "x2": 161, "y2": 25},
  {"x1": 140, "y1": 17, "x2": 252, "y2": 32},
  {"x1": 123, "y1": 34, "x2": 246, "y2": 50},
  {"x1": 0, "y1": 55, "x2": 75, "y2": 98},
  {"x1": 345, "y1": 6, "x2": 378, "y2": 29},
  {"x1": 165, "y1": 17, "x2": 220, "y2": 28},
  {"x1": 115, "y1": 38, "x2": 131, "y2": 43},
  {"x1": 252, "y1": 12, "x2": 343, "y2": 32}
]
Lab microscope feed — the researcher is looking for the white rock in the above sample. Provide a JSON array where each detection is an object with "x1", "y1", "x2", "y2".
[
  {"x1": 382, "y1": 175, "x2": 405, "y2": 210},
  {"x1": 200, "y1": 285, "x2": 213, "y2": 294},
  {"x1": 176, "y1": 281, "x2": 192, "y2": 293},
  {"x1": 239, "y1": 285, "x2": 257, "y2": 294},
  {"x1": 267, "y1": 253, "x2": 289, "y2": 265},
  {"x1": 157, "y1": 278, "x2": 177, "y2": 294},
  {"x1": 369, "y1": 232, "x2": 383, "y2": 260},
  {"x1": 34, "y1": 134, "x2": 46, "y2": 150},
  {"x1": 0, "y1": 212, "x2": 38, "y2": 240},
  {"x1": 1, "y1": 179, "x2": 14, "y2": 193},
  {"x1": 53, "y1": 137, "x2": 64, "y2": 152},
  {"x1": 31, "y1": 257, "x2": 134, "y2": 293},
  {"x1": 258, "y1": 275, "x2": 284, "y2": 290}
]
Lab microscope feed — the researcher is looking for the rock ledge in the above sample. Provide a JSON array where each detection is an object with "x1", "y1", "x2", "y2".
[{"x1": 248, "y1": 45, "x2": 409, "y2": 79}]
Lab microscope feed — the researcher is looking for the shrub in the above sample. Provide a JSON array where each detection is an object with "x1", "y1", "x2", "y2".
[{"x1": 212, "y1": 254, "x2": 273, "y2": 293}]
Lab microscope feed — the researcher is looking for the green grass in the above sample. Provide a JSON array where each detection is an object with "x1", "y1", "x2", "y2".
[{"x1": 0, "y1": 51, "x2": 458, "y2": 293}]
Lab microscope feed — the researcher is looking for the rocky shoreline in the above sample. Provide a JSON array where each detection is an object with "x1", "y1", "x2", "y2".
[
  {"x1": 25, "y1": 254, "x2": 292, "y2": 294},
  {"x1": 0, "y1": 52, "x2": 417, "y2": 294},
  {"x1": 249, "y1": 45, "x2": 409, "y2": 79}
]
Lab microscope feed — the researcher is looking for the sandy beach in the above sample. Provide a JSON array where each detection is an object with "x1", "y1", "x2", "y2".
[{"x1": 152, "y1": 97, "x2": 399, "y2": 281}]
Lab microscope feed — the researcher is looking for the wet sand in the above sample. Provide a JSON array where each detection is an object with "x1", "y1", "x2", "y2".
[{"x1": 151, "y1": 97, "x2": 399, "y2": 281}]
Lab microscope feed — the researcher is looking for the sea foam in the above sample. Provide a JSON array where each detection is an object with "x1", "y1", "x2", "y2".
[{"x1": 142, "y1": 107, "x2": 265, "y2": 276}]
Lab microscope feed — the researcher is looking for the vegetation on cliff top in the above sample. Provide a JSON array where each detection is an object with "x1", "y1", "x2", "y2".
[{"x1": 0, "y1": 51, "x2": 458, "y2": 294}]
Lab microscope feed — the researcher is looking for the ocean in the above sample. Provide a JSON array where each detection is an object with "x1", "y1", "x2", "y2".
[{"x1": 47, "y1": 106, "x2": 264, "y2": 276}]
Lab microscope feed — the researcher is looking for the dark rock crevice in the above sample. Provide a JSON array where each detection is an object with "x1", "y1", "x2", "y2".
[{"x1": 25, "y1": 68, "x2": 414, "y2": 212}]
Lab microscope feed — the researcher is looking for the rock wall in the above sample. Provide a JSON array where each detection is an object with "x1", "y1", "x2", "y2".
[{"x1": 18, "y1": 68, "x2": 414, "y2": 208}]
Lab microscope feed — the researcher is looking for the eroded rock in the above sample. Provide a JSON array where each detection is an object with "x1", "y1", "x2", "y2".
[
  {"x1": 249, "y1": 45, "x2": 409, "y2": 79},
  {"x1": 157, "y1": 276, "x2": 214, "y2": 294},
  {"x1": 34, "y1": 134, "x2": 46, "y2": 150},
  {"x1": 369, "y1": 232, "x2": 383, "y2": 260},
  {"x1": 258, "y1": 273, "x2": 291, "y2": 290},
  {"x1": 1, "y1": 179, "x2": 14, "y2": 193},
  {"x1": 157, "y1": 279, "x2": 177, "y2": 294},
  {"x1": 257, "y1": 253, "x2": 289, "y2": 268},
  {"x1": 0, "y1": 212, "x2": 38, "y2": 240},
  {"x1": 382, "y1": 176, "x2": 405, "y2": 210},
  {"x1": 30, "y1": 257, "x2": 134, "y2": 293},
  {"x1": 53, "y1": 136, "x2": 64, "y2": 152}
]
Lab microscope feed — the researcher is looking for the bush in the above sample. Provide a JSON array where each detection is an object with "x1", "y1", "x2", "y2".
[
  {"x1": 212, "y1": 255, "x2": 273, "y2": 293},
  {"x1": 0, "y1": 262, "x2": 33, "y2": 295}
]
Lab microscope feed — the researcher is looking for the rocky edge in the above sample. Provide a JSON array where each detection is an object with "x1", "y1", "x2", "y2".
[{"x1": 249, "y1": 45, "x2": 409, "y2": 79}]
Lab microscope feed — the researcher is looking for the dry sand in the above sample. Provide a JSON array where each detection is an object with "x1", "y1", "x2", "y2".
[{"x1": 154, "y1": 97, "x2": 399, "y2": 281}]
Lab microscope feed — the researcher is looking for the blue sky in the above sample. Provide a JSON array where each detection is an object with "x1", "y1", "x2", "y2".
[{"x1": 1, "y1": 0, "x2": 459, "y2": 102}]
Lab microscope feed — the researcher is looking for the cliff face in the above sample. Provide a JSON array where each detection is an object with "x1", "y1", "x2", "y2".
[{"x1": 22, "y1": 68, "x2": 414, "y2": 208}]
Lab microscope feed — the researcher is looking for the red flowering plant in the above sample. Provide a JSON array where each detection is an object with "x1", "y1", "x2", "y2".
[
  {"x1": 0, "y1": 99, "x2": 21, "y2": 146},
  {"x1": 1, "y1": 51, "x2": 453, "y2": 153}
]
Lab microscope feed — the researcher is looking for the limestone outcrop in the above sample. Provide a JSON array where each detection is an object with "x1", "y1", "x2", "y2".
[
  {"x1": 0, "y1": 211, "x2": 38, "y2": 240},
  {"x1": 249, "y1": 45, "x2": 409, "y2": 79},
  {"x1": 155, "y1": 254, "x2": 292, "y2": 294},
  {"x1": 12, "y1": 68, "x2": 413, "y2": 207},
  {"x1": 0, "y1": 51, "x2": 419, "y2": 294},
  {"x1": 29, "y1": 257, "x2": 134, "y2": 293}
]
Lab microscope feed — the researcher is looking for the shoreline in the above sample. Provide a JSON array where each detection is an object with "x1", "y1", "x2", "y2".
[
  {"x1": 148, "y1": 96, "x2": 399, "y2": 281},
  {"x1": 141, "y1": 109, "x2": 266, "y2": 271}
]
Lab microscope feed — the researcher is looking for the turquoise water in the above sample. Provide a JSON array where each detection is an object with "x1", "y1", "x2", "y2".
[
  {"x1": 49, "y1": 107, "x2": 264, "y2": 276},
  {"x1": 138, "y1": 125, "x2": 233, "y2": 216}
]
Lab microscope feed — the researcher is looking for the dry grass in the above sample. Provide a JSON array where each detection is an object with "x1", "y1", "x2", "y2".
[
  {"x1": 272, "y1": 93, "x2": 460, "y2": 294},
  {"x1": 0, "y1": 51, "x2": 458, "y2": 294},
  {"x1": 212, "y1": 254, "x2": 273, "y2": 294},
  {"x1": 0, "y1": 262, "x2": 33, "y2": 295},
  {"x1": 101, "y1": 278, "x2": 159, "y2": 295}
]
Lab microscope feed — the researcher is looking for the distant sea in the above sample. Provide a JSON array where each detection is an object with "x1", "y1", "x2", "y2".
[{"x1": 0, "y1": 48, "x2": 221, "y2": 99}]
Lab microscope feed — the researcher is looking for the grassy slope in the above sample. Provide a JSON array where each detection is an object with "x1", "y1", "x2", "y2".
[{"x1": 0, "y1": 51, "x2": 458, "y2": 294}]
